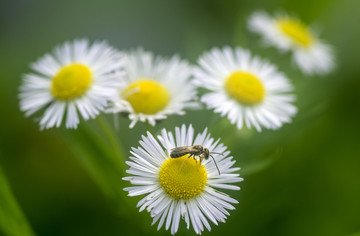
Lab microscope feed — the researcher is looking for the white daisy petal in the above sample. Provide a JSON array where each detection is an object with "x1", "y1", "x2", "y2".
[
  {"x1": 165, "y1": 201, "x2": 175, "y2": 230},
  {"x1": 123, "y1": 125, "x2": 242, "y2": 234},
  {"x1": 137, "y1": 188, "x2": 163, "y2": 209},
  {"x1": 171, "y1": 203, "x2": 181, "y2": 235},
  {"x1": 195, "y1": 197, "x2": 218, "y2": 225},
  {"x1": 187, "y1": 203, "x2": 202, "y2": 234},
  {"x1": 151, "y1": 196, "x2": 172, "y2": 216},
  {"x1": 157, "y1": 204, "x2": 170, "y2": 231},
  {"x1": 124, "y1": 185, "x2": 159, "y2": 197}
]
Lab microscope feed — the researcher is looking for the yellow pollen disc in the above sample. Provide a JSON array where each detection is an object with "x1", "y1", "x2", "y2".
[
  {"x1": 225, "y1": 71, "x2": 265, "y2": 105},
  {"x1": 277, "y1": 19, "x2": 314, "y2": 48},
  {"x1": 159, "y1": 155, "x2": 207, "y2": 199},
  {"x1": 51, "y1": 63, "x2": 92, "y2": 100},
  {"x1": 122, "y1": 79, "x2": 170, "y2": 114}
]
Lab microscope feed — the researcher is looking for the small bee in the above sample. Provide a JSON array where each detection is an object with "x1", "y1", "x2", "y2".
[{"x1": 170, "y1": 145, "x2": 222, "y2": 175}]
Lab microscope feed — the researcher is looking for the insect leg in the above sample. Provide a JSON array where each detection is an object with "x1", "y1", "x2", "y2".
[{"x1": 179, "y1": 154, "x2": 193, "y2": 170}]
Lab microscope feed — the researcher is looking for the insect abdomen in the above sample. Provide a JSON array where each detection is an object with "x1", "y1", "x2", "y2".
[{"x1": 170, "y1": 151, "x2": 186, "y2": 158}]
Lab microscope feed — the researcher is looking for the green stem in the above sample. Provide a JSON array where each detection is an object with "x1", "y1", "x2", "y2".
[
  {"x1": 144, "y1": 120, "x2": 154, "y2": 134},
  {"x1": 96, "y1": 115, "x2": 126, "y2": 173},
  {"x1": 61, "y1": 116, "x2": 132, "y2": 214}
]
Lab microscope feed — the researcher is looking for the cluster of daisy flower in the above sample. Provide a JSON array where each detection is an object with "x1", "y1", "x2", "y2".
[{"x1": 18, "y1": 11, "x2": 335, "y2": 235}]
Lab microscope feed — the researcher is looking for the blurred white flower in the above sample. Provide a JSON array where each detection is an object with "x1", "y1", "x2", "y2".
[
  {"x1": 248, "y1": 11, "x2": 335, "y2": 75},
  {"x1": 106, "y1": 49, "x2": 198, "y2": 128},
  {"x1": 19, "y1": 39, "x2": 124, "y2": 129}
]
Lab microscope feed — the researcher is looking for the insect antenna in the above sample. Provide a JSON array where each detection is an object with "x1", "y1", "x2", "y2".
[
  {"x1": 210, "y1": 152, "x2": 224, "y2": 156},
  {"x1": 210, "y1": 155, "x2": 221, "y2": 175}
]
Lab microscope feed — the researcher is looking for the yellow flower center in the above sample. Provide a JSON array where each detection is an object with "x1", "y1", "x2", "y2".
[
  {"x1": 159, "y1": 155, "x2": 207, "y2": 199},
  {"x1": 277, "y1": 18, "x2": 314, "y2": 48},
  {"x1": 225, "y1": 71, "x2": 265, "y2": 105},
  {"x1": 122, "y1": 79, "x2": 170, "y2": 114},
  {"x1": 51, "y1": 63, "x2": 92, "y2": 100}
]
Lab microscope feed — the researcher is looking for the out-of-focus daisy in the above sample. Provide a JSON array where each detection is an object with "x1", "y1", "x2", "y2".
[
  {"x1": 194, "y1": 47, "x2": 297, "y2": 131},
  {"x1": 123, "y1": 124, "x2": 242, "y2": 234},
  {"x1": 19, "y1": 39, "x2": 124, "y2": 129},
  {"x1": 106, "y1": 48, "x2": 198, "y2": 128},
  {"x1": 248, "y1": 11, "x2": 335, "y2": 75}
]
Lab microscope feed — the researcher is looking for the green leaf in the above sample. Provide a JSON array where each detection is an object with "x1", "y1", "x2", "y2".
[{"x1": 0, "y1": 164, "x2": 36, "y2": 236}]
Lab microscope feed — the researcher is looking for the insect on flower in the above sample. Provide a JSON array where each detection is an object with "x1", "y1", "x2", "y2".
[
  {"x1": 123, "y1": 124, "x2": 242, "y2": 234},
  {"x1": 170, "y1": 145, "x2": 222, "y2": 175}
]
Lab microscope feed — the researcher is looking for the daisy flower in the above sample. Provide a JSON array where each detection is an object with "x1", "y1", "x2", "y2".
[
  {"x1": 106, "y1": 48, "x2": 198, "y2": 128},
  {"x1": 248, "y1": 11, "x2": 335, "y2": 75},
  {"x1": 194, "y1": 47, "x2": 297, "y2": 131},
  {"x1": 19, "y1": 39, "x2": 124, "y2": 129},
  {"x1": 123, "y1": 124, "x2": 242, "y2": 234}
]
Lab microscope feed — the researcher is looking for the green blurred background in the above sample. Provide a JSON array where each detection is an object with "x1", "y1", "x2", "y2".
[{"x1": 1, "y1": 0, "x2": 360, "y2": 235}]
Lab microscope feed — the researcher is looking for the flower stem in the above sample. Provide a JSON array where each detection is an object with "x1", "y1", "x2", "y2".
[
  {"x1": 61, "y1": 116, "x2": 132, "y2": 214},
  {"x1": 96, "y1": 115, "x2": 126, "y2": 173}
]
